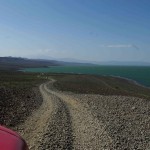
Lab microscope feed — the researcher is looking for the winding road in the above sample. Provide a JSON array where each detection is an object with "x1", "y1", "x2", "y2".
[{"x1": 17, "y1": 80, "x2": 112, "y2": 149}]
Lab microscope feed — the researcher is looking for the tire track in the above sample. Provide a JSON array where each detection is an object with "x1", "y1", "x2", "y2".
[
  {"x1": 39, "y1": 84, "x2": 73, "y2": 150},
  {"x1": 44, "y1": 81, "x2": 112, "y2": 149}
]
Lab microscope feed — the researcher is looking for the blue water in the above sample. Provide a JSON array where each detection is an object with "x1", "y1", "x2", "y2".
[{"x1": 22, "y1": 66, "x2": 150, "y2": 87}]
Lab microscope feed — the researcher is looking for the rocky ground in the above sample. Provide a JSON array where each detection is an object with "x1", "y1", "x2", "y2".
[
  {"x1": 71, "y1": 94, "x2": 150, "y2": 149},
  {"x1": 0, "y1": 86, "x2": 43, "y2": 127},
  {"x1": 10, "y1": 80, "x2": 150, "y2": 150}
]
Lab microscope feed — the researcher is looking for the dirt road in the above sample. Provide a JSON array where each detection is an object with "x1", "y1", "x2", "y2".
[
  {"x1": 15, "y1": 80, "x2": 150, "y2": 149},
  {"x1": 16, "y1": 81, "x2": 112, "y2": 149}
]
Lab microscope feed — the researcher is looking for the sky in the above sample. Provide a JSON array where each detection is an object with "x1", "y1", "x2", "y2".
[{"x1": 0, "y1": 0, "x2": 150, "y2": 62}]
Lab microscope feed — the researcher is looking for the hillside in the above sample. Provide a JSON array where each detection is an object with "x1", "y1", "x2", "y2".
[
  {"x1": 0, "y1": 57, "x2": 95, "y2": 71},
  {"x1": 0, "y1": 57, "x2": 61, "y2": 71}
]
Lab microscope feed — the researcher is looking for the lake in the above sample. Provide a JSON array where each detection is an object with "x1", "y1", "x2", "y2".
[{"x1": 22, "y1": 66, "x2": 150, "y2": 87}]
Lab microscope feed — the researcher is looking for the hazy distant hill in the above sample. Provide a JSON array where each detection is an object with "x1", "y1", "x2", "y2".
[
  {"x1": 0, "y1": 57, "x2": 60, "y2": 71},
  {"x1": 96, "y1": 61, "x2": 150, "y2": 66},
  {"x1": 55, "y1": 58, "x2": 150, "y2": 66},
  {"x1": 1, "y1": 56, "x2": 148, "y2": 71},
  {"x1": 0, "y1": 57, "x2": 94, "y2": 71}
]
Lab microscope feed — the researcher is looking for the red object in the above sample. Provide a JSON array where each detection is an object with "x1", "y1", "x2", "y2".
[{"x1": 0, "y1": 126, "x2": 28, "y2": 150}]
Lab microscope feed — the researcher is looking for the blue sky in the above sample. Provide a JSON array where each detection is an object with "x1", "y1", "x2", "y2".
[{"x1": 0, "y1": 0, "x2": 150, "y2": 62}]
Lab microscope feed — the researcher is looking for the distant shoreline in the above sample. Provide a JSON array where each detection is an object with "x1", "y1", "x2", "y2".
[
  {"x1": 21, "y1": 70, "x2": 150, "y2": 89},
  {"x1": 109, "y1": 75, "x2": 150, "y2": 89},
  {"x1": 21, "y1": 65, "x2": 150, "y2": 89}
]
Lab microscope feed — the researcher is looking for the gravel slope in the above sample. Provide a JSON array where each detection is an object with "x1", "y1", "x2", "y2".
[{"x1": 15, "y1": 80, "x2": 150, "y2": 150}]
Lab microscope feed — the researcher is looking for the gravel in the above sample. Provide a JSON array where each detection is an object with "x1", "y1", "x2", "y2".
[
  {"x1": 0, "y1": 86, "x2": 42, "y2": 127},
  {"x1": 72, "y1": 94, "x2": 150, "y2": 149},
  {"x1": 38, "y1": 82, "x2": 112, "y2": 149},
  {"x1": 38, "y1": 93, "x2": 73, "y2": 150},
  {"x1": 3, "y1": 80, "x2": 149, "y2": 150}
]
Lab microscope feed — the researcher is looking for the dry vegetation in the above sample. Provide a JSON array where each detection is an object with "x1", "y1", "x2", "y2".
[{"x1": 53, "y1": 74, "x2": 150, "y2": 99}]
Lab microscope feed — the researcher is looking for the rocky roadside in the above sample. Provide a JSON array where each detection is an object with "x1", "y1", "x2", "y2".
[
  {"x1": 71, "y1": 94, "x2": 150, "y2": 149},
  {"x1": 0, "y1": 86, "x2": 43, "y2": 128}
]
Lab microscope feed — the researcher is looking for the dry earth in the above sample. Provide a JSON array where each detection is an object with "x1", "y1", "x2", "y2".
[{"x1": 14, "y1": 80, "x2": 150, "y2": 150}]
